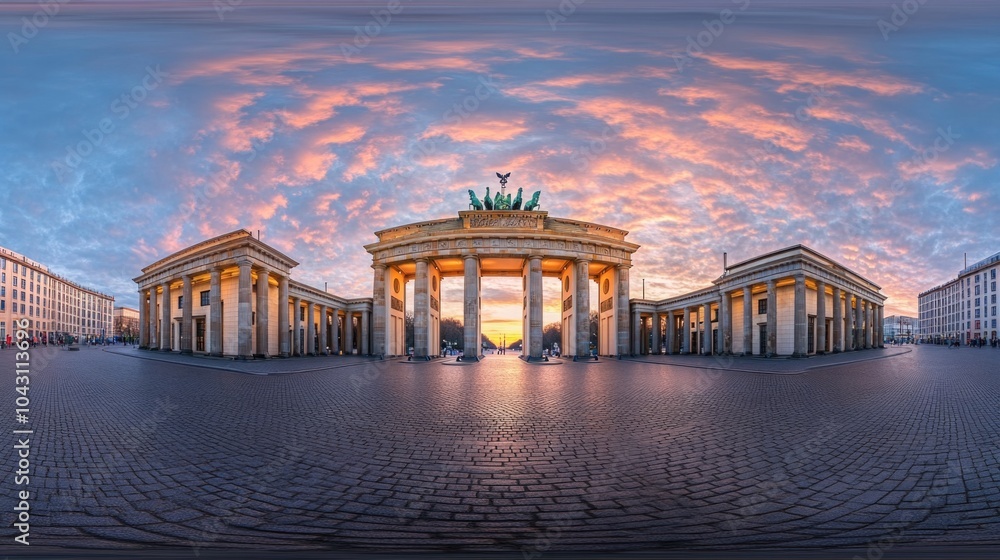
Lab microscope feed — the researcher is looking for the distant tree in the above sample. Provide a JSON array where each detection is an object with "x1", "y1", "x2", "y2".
[
  {"x1": 508, "y1": 338, "x2": 522, "y2": 350},
  {"x1": 405, "y1": 313, "x2": 414, "y2": 349},
  {"x1": 542, "y1": 321, "x2": 561, "y2": 351},
  {"x1": 439, "y1": 317, "x2": 464, "y2": 351},
  {"x1": 482, "y1": 335, "x2": 497, "y2": 349}
]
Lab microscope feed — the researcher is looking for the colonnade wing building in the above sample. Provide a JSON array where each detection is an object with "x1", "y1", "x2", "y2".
[
  {"x1": 630, "y1": 246, "x2": 887, "y2": 357},
  {"x1": 133, "y1": 230, "x2": 372, "y2": 358}
]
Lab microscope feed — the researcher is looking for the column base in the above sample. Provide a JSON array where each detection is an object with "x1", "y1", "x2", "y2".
[
  {"x1": 253, "y1": 353, "x2": 268, "y2": 359},
  {"x1": 211, "y1": 352, "x2": 224, "y2": 358},
  {"x1": 161, "y1": 348, "x2": 172, "y2": 353},
  {"x1": 180, "y1": 350, "x2": 193, "y2": 355},
  {"x1": 520, "y1": 355, "x2": 549, "y2": 362},
  {"x1": 791, "y1": 352, "x2": 808, "y2": 359}
]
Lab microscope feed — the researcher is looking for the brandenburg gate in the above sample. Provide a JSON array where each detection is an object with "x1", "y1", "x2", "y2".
[{"x1": 364, "y1": 184, "x2": 639, "y2": 360}]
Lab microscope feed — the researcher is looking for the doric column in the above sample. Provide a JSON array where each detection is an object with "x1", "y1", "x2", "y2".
[
  {"x1": 855, "y1": 296, "x2": 865, "y2": 350},
  {"x1": 361, "y1": 309, "x2": 370, "y2": 355},
  {"x1": 815, "y1": 280, "x2": 826, "y2": 354},
  {"x1": 720, "y1": 294, "x2": 730, "y2": 355},
  {"x1": 575, "y1": 259, "x2": 590, "y2": 358},
  {"x1": 844, "y1": 291, "x2": 854, "y2": 351},
  {"x1": 250, "y1": 270, "x2": 267, "y2": 357},
  {"x1": 766, "y1": 279, "x2": 777, "y2": 356},
  {"x1": 742, "y1": 286, "x2": 753, "y2": 355},
  {"x1": 160, "y1": 281, "x2": 171, "y2": 351},
  {"x1": 209, "y1": 267, "x2": 223, "y2": 356},
  {"x1": 414, "y1": 258, "x2": 429, "y2": 358},
  {"x1": 318, "y1": 304, "x2": 328, "y2": 355},
  {"x1": 148, "y1": 288, "x2": 158, "y2": 349},
  {"x1": 832, "y1": 286, "x2": 842, "y2": 353},
  {"x1": 372, "y1": 264, "x2": 387, "y2": 357},
  {"x1": 278, "y1": 275, "x2": 289, "y2": 357},
  {"x1": 865, "y1": 301, "x2": 873, "y2": 349},
  {"x1": 463, "y1": 256, "x2": 480, "y2": 360},
  {"x1": 683, "y1": 307, "x2": 692, "y2": 354},
  {"x1": 292, "y1": 296, "x2": 301, "y2": 356},
  {"x1": 181, "y1": 274, "x2": 193, "y2": 354},
  {"x1": 331, "y1": 308, "x2": 341, "y2": 354},
  {"x1": 237, "y1": 259, "x2": 253, "y2": 359},
  {"x1": 529, "y1": 256, "x2": 544, "y2": 359},
  {"x1": 305, "y1": 301, "x2": 315, "y2": 355},
  {"x1": 877, "y1": 305, "x2": 885, "y2": 348},
  {"x1": 793, "y1": 274, "x2": 807, "y2": 358},
  {"x1": 138, "y1": 290, "x2": 148, "y2": 348},
  {"x1": 345, "y1": 311, "x2": 354, "y2": 355},
  {"x1": 652, "y1": 312, "x2": 662, "y2": 354},
  {"x1": 631, "y1": 309, "x2": 642, "y2": 356},
  {"x1": 702, "y1": 302, "x2": 712, "y2": 355},
  {"x1": 666, "y1": 311, "x2": 675, "y2": 354},
  {"x1": 616, "y1": 265, "x2": 630, "y2": 356}
]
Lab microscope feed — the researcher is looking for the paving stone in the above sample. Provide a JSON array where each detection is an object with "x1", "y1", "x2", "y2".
[{"x1": 6, "y1": 345, "x2": 1000, "y2": 552}]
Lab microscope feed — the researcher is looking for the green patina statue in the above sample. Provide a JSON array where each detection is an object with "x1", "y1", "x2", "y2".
[
  {"x1": 523, "y1": 190, "x2": 541, "y2": 211},
  {"x1": 467, "y1": 189, "x2": 484, "y2": 210},
  {"x1": 467, "y1": 173, "x2": 541, "y2": 211}
]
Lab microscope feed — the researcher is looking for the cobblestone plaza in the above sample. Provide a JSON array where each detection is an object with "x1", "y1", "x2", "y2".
[{"x1": 3, "y1": 345, "x2": 999, "y2": 556}]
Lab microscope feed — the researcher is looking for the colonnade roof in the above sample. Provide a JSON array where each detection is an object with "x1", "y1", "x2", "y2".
[
  {"x1": 633, "y1": 245, "x2": 886, "y2": 311},
  {"x1": 716, "y1": 245, "x2": 881, "y2": 292},
  {"x1": 136, "y1": 229, "x2": 299, "y2": 283}
]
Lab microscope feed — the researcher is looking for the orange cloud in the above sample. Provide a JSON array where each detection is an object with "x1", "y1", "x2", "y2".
[{"x1": 423, "y1": 117, "x2": 528, "y2": 143}]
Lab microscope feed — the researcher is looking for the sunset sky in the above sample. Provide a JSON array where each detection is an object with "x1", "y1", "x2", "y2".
[{"x1": 1, "y1": 1, "x2": 997, "y2": 340}]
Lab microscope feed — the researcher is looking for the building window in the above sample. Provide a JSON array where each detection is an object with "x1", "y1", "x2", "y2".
[
  {"x1": 0, "y1": 301, "x2": 4, "y2": 312},
  {"x1": 178, "y1": 295, "x2": 184, "y2": 309},
  {"x1": 12, "y1": 289, "x2": 17, "y2": 299},
  {"x1": 200, "y1": 291, "x2": 210, "y2": 306},
  {"x1": 758, "y1": 299, "x2": 767, "y2": 315}
]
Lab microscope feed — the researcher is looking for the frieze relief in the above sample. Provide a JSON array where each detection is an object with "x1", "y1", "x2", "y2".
[{"x1": 469, "y1": 214, "x2": 539, "y2": 228}]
